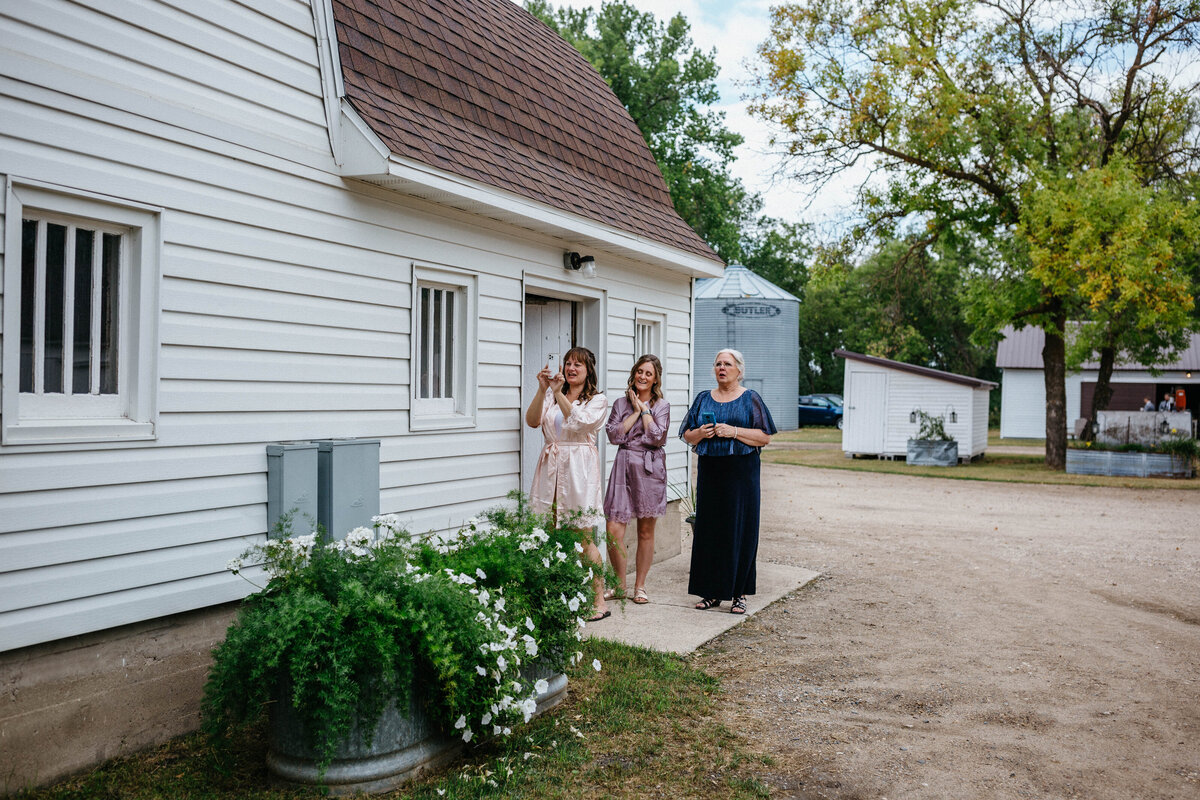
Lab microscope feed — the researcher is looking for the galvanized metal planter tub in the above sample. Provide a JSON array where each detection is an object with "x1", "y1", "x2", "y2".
[
  {"x1": 1065, "y1": 449, "x2": 1193, "y2": 478},
  {"x1": 906, "y1": 439, "x2": 958, "y2": 467},
  {"x1": 268, "y1": 668, "x2": 567, "y2": 796}
]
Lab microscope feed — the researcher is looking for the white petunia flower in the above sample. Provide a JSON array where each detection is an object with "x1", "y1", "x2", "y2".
[
  {"x1": 476, "y1": 567, "x2": 487, "y2": 580},
  {"x1": 462, "y1": 728, "x2": 473, "y2": 742},
  {"x1": 593, "y1": 659, "x2": 602, "y2": 671},
  {"x1": 567, "y1": 597, "x2": 580, "y2": 612},
  {"x1": 542, "y1": 557, "x2": 550, "y2": 568},
  {"x1": 476, "y1": 665, "x2": 487, "y2": 676},
  {"x1": 534, "y1": 678, "x2": 549, "y2": 695},
  {"x1": 574, "y1": 541, "x2": 584, "y2": 553},
  {"x1": 482, "y1": 712, "x2": 492, "y2": 725},
  {"x1": 525, "y1": 617, "x2": 535, "y2": 631},
  {"x1": 454, "y1": 715, "x2": 466, "y2": 729},
  {"x1": 497, "y1": 655, "x2": 507, "y2": 671}
]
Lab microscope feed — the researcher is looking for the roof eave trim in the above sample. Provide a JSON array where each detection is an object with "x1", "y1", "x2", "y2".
[
  {"x1": 835, "y1": 349, "x2": 998, "y2": 389},
  {"x1": 359, "y1": 151, "x2": 723, "y2": 277}
]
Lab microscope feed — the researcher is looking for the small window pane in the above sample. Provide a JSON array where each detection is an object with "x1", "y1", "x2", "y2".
[
  {"x1": 43, "y1": 223, "x2": 67, "y2": 394},
  {"x1": 99, "y1": 232, "x2": 120, "y2": 395},
  {"x1": 419, "y1": 287, "x2": 431, "y2": 399},
  {"x1": 19, "y1": 220, "x2": 37, "y2": 392},
  {"x1": 444, "y1": 291, "x2": 454, "y2": 397},
  {"x1": 73, "y1": 229, "x2": 95, "y2": 394},
  {"x1": 432, "y1": 289, "x2": 443, "y2": 397}
]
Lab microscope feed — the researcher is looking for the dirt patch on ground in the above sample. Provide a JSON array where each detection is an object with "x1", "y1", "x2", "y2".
[{"x1": 692, "y1": 463, "x2": 1200, "y2": 799}]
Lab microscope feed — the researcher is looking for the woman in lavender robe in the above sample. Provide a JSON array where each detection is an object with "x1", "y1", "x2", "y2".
[{"x1": 603, "y1": 355, "x2": 669, "y2": 604}]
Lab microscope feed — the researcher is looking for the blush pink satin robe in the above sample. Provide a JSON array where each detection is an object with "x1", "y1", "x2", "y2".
[{"x1": 529, "y1": 389, "x2": 608, "y2": 528}]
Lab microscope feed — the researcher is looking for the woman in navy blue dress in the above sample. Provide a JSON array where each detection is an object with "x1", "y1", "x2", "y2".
[{"x1": 678, "y1": 349, "x2": 777, "y2": 614}]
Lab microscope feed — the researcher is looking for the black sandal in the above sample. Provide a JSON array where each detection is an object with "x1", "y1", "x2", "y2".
[
  {"x1": 694, "y1": 597, "x2": 722, "y2": 610},
  {"x1": 730, "y1": 596, "x2": 747, "y2": 615}
]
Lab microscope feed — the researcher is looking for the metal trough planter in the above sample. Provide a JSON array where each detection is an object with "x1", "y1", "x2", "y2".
[
  {"x1": 1065, "y1": 449, "x2": 1193, "y2": 478},
  {"x1": 906, "y1": 439, "x2": 958, "y2": 466},
  {"x1": 267, "y1": 668, "x2": 567, "y2": 796}
]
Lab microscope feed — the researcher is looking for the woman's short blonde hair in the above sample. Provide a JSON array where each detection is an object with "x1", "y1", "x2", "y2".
[{"x1": 713, "y1": 348, "x2": 745, "y2": 379}]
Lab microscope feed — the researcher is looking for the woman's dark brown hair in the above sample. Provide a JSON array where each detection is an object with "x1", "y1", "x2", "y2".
[
  {"x1": 562, "y1": 346, "x2": 599, "y2": 403},
  {"x1": 626, "y1": 354, "x2": 663, "y2": 404}
]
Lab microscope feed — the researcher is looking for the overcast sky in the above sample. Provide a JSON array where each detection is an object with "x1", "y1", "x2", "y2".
[{"x1": 515, "y1": 0, "x2": 865, "y2": 234}]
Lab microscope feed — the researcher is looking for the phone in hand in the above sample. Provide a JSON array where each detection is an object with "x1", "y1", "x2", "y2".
[
  {"x1": 546, "y1": 353, "x2": 557, "y2": 372},
  {"x1": 700, "y1": 411, "x2": 716, "y2": 427}
]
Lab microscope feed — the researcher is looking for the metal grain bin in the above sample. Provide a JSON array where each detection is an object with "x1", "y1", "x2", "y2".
[{"x1": 693, "y1": 265, "x2": 800, "y2": 430}]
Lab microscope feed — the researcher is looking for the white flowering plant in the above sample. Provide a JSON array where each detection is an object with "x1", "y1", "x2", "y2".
[{"x1": 201, "y1": 494, "x2": 598, "y2": 777}]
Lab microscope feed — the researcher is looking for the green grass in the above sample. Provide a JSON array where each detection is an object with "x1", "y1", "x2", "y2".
[
  {"x1": 762, "y1": 446, "x2": 1199, "y2": 489},
  {"x1": 19, "y1": 640, "x2": 773, "y2": 800}
]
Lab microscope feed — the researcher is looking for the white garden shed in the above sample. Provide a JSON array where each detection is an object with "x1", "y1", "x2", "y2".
[{"x1": 836, "y1": 349, "x2": 997, "y2": 461}]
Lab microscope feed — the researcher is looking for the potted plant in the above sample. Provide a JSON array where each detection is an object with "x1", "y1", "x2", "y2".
[
  {"x1": 202, "y1": 494, "x2": 596, "y2": 794},
  {"x1": 906, "y1": 410, "x2": 958, "y2": 466}
]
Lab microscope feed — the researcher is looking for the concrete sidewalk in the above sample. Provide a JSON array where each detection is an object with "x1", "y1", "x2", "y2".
[{"x1": 585, "y1": 543, "x2": 820, "y2": 654}]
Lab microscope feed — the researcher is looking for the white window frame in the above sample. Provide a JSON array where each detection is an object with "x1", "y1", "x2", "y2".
[
  {"x1": 2, "y1": 178, "x2": 161, "y2": 446},
  {"x1": 633, "y1": 309, "x2": 666, "y2": 360},
  {"x1": 409, "y1": 263, "x2": 477, "y2": 431}
]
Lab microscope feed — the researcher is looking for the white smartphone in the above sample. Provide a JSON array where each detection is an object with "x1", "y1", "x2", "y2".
[{"x1": 546, "y1": 353, "x2": 557, "y2": 372}]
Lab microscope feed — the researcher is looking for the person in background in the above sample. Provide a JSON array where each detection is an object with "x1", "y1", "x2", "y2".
[
  {"x1": 525, "y1": 346, "x2": 611, "y2": 621},
  {"x1": 678, "y1": 349, "x2": 776, "y2": 615},
  {"x1": 1159, "y1": 392, "x2": 1175, "y2": 412},
  {"x1": 1142, "y1": 397, "x2": 1155, "y2": 411},
  {"x1": 603, "y1": 355, "x2": 669, "y2": 604}
]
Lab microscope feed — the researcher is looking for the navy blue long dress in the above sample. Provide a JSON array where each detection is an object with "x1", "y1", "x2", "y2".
[{"x1": 678, "y1": 389, "x2": 777, "y2": 600}]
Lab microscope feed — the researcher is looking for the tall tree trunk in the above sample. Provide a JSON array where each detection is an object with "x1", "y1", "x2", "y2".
[
  {"x1": 1043, "y1": 312, "x2": 1067, "y2": 470},
  {"x1": 1082, "y1": 345, "x2": 1117, "y2": 443}
]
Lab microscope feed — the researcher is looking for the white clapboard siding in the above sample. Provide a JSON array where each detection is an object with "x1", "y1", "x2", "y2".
[
  {"x1": 0, "y1": 537, "x2": 258, "y2": 611},
  {"x1": 0, "y1": 0, "x2": 704, "y2": 654},
  {"x1": 0, "y1": 444, "x2": 262, "y2": 493},
  {"x1": 0, "y1": 570, "x2": 262, "y2": 652},
  {"x1": 0, "y1": 476, "x2": 263, "y2": 534},
  {"x1": 0, "y1": 506, "x2": 261, "y2": 573},
  {"x1": 2, "y1": 0, "x2": 329, "y2": 157},
  {"x1": 161, "y1": 347, "x2": 407, "y2": 385}
]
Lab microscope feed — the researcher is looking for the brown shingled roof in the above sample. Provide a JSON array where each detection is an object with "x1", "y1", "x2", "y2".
[{"x1": 332, "y1": 0, "x2": 721, "y2": 263}]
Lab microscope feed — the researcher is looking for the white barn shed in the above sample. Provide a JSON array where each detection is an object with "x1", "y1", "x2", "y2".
[
  {"x1": 997, "y1": 326, "x2": 1200, "y2": 439},
  {"x1": 0, "y1": 0, "x2": 722, "y2": 787},
  {"x1": 836, "y1": 350, "x2": 997, "y2": 461}
]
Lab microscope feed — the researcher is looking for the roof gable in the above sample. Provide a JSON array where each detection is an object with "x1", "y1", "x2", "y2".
[
  {"x1": 836, "y1": 349, "x2": 997, "y2": 389},
  {"x1": 332, "y1": 0, "x2": 720, "y2": 263},
  {"x1": 995, "y1": 326, "x2": 1200, "y2": 371}
]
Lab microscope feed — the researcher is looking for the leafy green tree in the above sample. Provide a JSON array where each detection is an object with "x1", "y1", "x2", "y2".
[
  {"x1": 1021, "y1": 159, "x2": 1199, "y2": 439},
  {"x1": 751, "y1": 0, "x2": 1200, "y2": 467},
  {"x1": 527, "y1": 0, "x2": 759, "y2": 260}
]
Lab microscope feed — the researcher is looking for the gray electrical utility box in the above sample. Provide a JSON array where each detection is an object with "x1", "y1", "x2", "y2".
[
  {"x1": 314, "y1": 438, "x2": 381, "y2": 540},
  {"x1": 265, "y1": 442, "x2": 319, "y2": 537}
]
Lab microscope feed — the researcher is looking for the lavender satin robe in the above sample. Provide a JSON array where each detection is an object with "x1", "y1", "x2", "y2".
[
  {"x1": 603, "y1": 396, "x2": 669, "y2": 522},
  {"x1": 530, "y1": 389, "x2": 608, "y2": 528}
]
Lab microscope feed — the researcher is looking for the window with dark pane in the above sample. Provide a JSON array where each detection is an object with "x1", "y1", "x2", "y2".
[
  {"x1": 99, "y1": 232, "x2": 121, "y2": 394},
  {"x1": 72, "y1": 228, "x2": 94, "y2": 393},
  {"x1": 43, "y1": 223, "x2": 67, "y2": 393},
  {"x1": 19, "y1": 220, "x2": 37, "y2": 392}
]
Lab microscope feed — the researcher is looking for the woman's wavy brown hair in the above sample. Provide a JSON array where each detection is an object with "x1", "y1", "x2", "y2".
[
  {"x1": 562, "y1": 346, "x2": 599, "y2": 403},
  {"x1": 626, "y1": 354, "x2": 664, "y2": 404}
]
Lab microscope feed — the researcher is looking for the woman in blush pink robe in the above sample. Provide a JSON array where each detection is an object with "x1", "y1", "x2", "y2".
[{"x1": 525, "y1": 346, "x2": 610, "y2": 620}]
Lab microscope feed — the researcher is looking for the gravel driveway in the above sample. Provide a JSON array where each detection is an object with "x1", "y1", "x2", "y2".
[{"x1": 692, "y1": 463, "x2": 1200, "y2": 799}]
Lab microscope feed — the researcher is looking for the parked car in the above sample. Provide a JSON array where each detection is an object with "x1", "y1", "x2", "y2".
[
  {"x1": 811, "y1": 393, "x2": 843, "y2": 405},
  {"x1": 798, "y1": 395, "x2": 844, "y2": 429}
]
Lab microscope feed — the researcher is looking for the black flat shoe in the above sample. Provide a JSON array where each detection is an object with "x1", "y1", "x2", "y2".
[
  {"x1": 694, "y1": 597, "x2": 722, "y2": 610},
  {"x1": 586, "y1": 609, "x2": 611, "y2": 622},
  {"x1": 730, "y1": 596, "x2": 747, "y2": 614}
]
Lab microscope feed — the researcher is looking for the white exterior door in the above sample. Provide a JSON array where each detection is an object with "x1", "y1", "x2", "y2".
[
  {"x1": 844, "y1": 371, "x2": 886, "y2": 453},
  {"x1": 521, "y1": 296, "x2": 575, "y2": 493}
]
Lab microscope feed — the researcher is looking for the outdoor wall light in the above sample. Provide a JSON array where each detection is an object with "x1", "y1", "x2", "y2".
[
  {"x1": 909, "y1": 410, "x2": 917, "y2": 423},
  {"x1": 563, "y1": 251, "x2": 597, "y2": 279},
  {"x1": 945, "y1": 405, "x2": 957, "y2": 424},
  {"x1": 1161, "y1": 419, "x2": 1170, "y2": 434}
]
